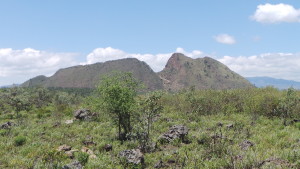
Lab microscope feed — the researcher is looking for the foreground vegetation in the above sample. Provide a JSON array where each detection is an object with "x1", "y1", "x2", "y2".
[{"x1": 0, "y1": 78, "x2": 299, "y2": 168}]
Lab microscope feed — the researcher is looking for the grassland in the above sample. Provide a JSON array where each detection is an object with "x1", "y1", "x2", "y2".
[{"x1": 0, "y1": 87, "x2": 299, "y2": 168}]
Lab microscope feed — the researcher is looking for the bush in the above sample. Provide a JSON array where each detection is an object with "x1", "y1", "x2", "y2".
[
  {"x1": 76, "y1": 152, "x2": 89, "y2": 165},
  {"x1": 14, "y1": 136, "x2": 26, "y2": 146}
]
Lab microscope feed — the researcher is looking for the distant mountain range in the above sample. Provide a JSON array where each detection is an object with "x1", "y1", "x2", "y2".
[
  {"x1": 22, "y1": 53, "x2": 254, "y2": 91},
  {"x1": 0, "y1": 84, "x2": 19, "y2": 88},
  {"x1": 246, "y1": 77, "x2": 300, "y2": 89}
]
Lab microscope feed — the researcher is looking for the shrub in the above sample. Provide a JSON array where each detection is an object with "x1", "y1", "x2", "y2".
[
  {"x1": 14, "y1": 136, "x2": 26, "y2": 146},
  {"x1": 76, "y1": 152, "x2": 89, "y2": 165}
]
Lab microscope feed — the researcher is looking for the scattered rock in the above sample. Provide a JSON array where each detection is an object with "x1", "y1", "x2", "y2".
[
  {"x1": 65, "y1": 149, "x2": 78, "y2": 159},
  {"x1": 53, "y1": 122, "x2": 61, "y2": 127},
  {"x1": 119, "y1": 149, "x2": 144, "y2": 165},
  {"x1": 65, "y1": 120, "x2": 73, "y2": 124},
  {"x1": 103, "y1": 144, "x2": 113, "y2": 152},
  {"x1": 74, "y1": 109, "x2": 94, "y2": 120},
  {"x1": 62, "y1": 160, "x2": 83, "y2": 169},
  {"x1": 226, "y1": 124, "x2": 234, "y2": 129},
  {"x1": 239, "y1": 140, "x2": 254, "y2": 150},
  {"x1": 258, "y1": 157, "x2": 292, "y2": 168},
  {"x1": 139, "y1": 142, "x2": 157, "y2": 153},
  {"x1": 57, "y1": 145, "x2": 72, "y2": 152},
  {"x1": 82, "y1": 140, "x2": 96, "y2": 146},
  {"x1": 81, "y1": 147, "x2": 96, "y2": 159},
  {"x1": 234, "y1": 155, "x2": 243, "y2": 161},
  {"x1": 158, "y1": 125, "x2": 188, "y2": 143},
  {"x1": 167, "y1": 159, "x2": 176, "y2": 164},
  {"x1": 217, "y1": 122, "x2": 223, "y2": 127},
  {"x1": 0, "y1": 121, "x2": 14, "y2": 129},
  {"x1": 154, "y1": 160, "x2": 164, "y2": 168}
]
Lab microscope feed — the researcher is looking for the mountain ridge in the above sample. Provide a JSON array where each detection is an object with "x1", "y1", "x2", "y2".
[{"x1": 22, "y1": 53, "x2": 254, "y2": 91}]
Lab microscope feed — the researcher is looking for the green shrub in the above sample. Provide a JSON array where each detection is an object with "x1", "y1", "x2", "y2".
[
  {"x1": 76, "y1": 152, "x2": 89, "y2": 165},
  {"x1": 14, "y1": 136, "x2": 26, "y2": 146}
]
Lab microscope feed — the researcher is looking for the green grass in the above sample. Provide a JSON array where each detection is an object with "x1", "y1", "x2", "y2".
[{"x1": 0, "y1": 87, "x2": 299, "y2": 168}]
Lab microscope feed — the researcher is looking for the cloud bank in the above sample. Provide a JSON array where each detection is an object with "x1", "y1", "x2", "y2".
[
  {"x1": 252, "y1": 3, "x2": 300, "y2": 23},
  {"x1": 0, "y1": 48, "x2": 78, "y2": 85},
  {"x1": 218, "y1": 53, "x2": 300, "y2": 81},
  {"x1": 214, "y1": 34, "x2": 236, "y2": 44},
  {"x1": 1, "y1": 47, "x2": 300, "y2": 85}
]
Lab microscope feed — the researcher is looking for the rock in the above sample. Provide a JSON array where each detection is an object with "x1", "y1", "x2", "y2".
[
  {"x1": 159, "y1": 125, "x2": 188, "y2": 143},
  {"x1": 167, "y1": 159, "x2": 176, "y2": 164},
  {"x1": 217, "y1": 122, "x2": 223, "y2": 127},
  {"x1": 53, "y1": 122, "x2": 61, "y2": 127},
  {"x1": 239, "y1": 140, "x2": 254, "y2": 150},
  {"x1": 82, "y1": 140, "x2": 96, "y2": 146},
  {"x1": 65, "y1": 120, "x2": 73, "y2": 124},
  {"x1": 81, "y1": 147, "x2": 96, "y2": 159},
  {"x1": 119, "y1": 149, "x2": 144, "y2": 165},
  {"x1": 103, "y1": 144, "x2": 113, "y2": 152},
  {"x1": 0, "y1": 121, "x2": 14, "y2": 129},
  {"x1": 226, "y1": 124, "x2": 234, "y2": 129},
  {"x1": 62, "y1": 160, "x2": 83, "y2": 169},
  {"x1": 258, "y1": 157, "x2": 292, "y2": 168},
  {"x1": 57, "y1": 144, "x2": 72, "y2": 152},
  {"x1": 74, "y1": 109, "x2": 94, "y2": 120},
  {"x1": 154, "y1": 160, "x2": 164, "y2": 168},
  {"x1": 65, "y1": 149, "x2": 78, "y2": 159}
]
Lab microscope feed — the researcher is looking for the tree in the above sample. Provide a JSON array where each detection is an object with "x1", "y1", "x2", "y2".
[
  {"x1": 97, "y1": 72, "x2": 140, "y2": 140},
  {"x1": 140, "y1": 91, "x2": 163, "y2": 142}
]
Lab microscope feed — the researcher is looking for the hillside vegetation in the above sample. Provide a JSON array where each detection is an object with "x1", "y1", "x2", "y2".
[
  {"x1": 22, "y1": 53, "x2": 254, "y2": 92},
  {"x1": 0, "y1": 74, "x2": 299, "y2": 168}
]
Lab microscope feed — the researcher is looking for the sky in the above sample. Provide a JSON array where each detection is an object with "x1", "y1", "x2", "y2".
[{"x1": 1, "y1": 0, "x2": 300, "y2": 86}]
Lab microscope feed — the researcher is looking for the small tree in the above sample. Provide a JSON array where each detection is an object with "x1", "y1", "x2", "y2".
[
  {"x1": 97, "y1": 72, "x2": 140, "y2": 140},
  {"x1": 140, "y1": 91, "x2": 163, "y2": 142}
]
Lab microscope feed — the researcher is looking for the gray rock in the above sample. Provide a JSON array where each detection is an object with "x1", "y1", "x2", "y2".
[
  {"x1": 74, "y1": 109, "x2": 93, "y2": 120},
  {"x1": 104, "y1": 144, "x2": 112, "y2": 152},
  {"x1": 57, "y1": 144, "x2": 72, "y2": 152},
  {"x1": 62, "y1": 160, "x2": 83, "y2": 169},
  {"x1": 159, "y1": 125, "x2": 188, "y2": 143},
  {"x1": 240, "y1": 140, "x2": 254, "y2": 150},
  {"x1": 226, "y1": 123, "x2": 234, "y2": 129},
  {"x1": 119, "y1": 149, "x2": 144, "y2": 165},
  {"x1": 0, "y1": 121, "x2": 14, "y2": 129},
  {"x1": 154, "y1": 160, "x2": 164, "y2": 168}
]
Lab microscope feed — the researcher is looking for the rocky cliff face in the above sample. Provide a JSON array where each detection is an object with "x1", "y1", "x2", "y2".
[{"x1": 158, "y1": 53, "x2": 254, "y2": 91}]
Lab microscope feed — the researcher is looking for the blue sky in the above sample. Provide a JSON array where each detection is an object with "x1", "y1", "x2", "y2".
[{"x1": 1, "y1": 0, "x2": 300, "y2": 85}]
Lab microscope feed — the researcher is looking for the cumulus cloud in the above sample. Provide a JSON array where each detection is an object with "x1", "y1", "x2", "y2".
[
  {"x1": 218, "y1": 53, "x2": 300, "y2": 81},
  {"x1": 214, "y1": 34, "x2": 236, "y2": 44},
  {"x1": 251, "y1": 3, "x2": 300, "y2": 23},
  {"x1": 83, "y1": 47, "x2": 204, "y2": 72},
  {"x1": 0, "y1": 48, "x2": 78, "y2": 85}
]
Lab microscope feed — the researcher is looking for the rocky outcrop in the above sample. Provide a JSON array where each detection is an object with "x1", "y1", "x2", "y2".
[
  {"x1": 0, "y1": 121, "x2": 14, "y2": 129},
  {"x1": 119, "y1": 149, "x2": 144, "y2": 165},
  {"x1": 158, "y1": 53, "x2": 254, "y2": 91},
  {"x1": 74, "y1": 109, "x2": 94, "y2": 120},
  {"x1": 62, "y1": 161, "x2": 83, "y2": 169},
  {"x1": 158, "y1": 125, "x2": 188, "y2": 143}
]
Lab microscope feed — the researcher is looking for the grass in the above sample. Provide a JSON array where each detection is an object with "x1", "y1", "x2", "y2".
[{"x1": 0, "y1": 87, "x2": 299, "y2": 168}]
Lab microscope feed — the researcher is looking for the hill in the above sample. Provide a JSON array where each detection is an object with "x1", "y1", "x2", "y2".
[
  {"x1": 158, "y1": 53, "x2": 254, "y2": 91},
  {"x1": 22, "y1": 58, "x2": 164, "y2": 91},
  {"x1": 22, "y1": 53, "x2": 254, "y2": 91},
  {"x1": 246, "y1": 76, "x2": 300, "y2": 89}
]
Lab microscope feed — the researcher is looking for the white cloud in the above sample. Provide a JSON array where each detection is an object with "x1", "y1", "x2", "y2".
[
  {"x1": 83, "y1": 47, "x2": 203, "y2": 72},
  {"x1": 251, "y1": 3, "x2": 300, "y2": 23},
  {"x1": 218, "y1": 53, "x2": 300, "y2": 81},
  {"x1": 214, "y1": 34, "x2": 236, "y2": 44},
  {"x1": 0, "y1": 48, "x2": 78, "y2": 85}
]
